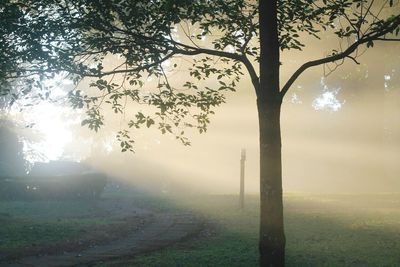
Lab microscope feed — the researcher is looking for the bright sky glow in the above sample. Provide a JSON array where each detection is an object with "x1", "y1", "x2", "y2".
[
  {"x1": 225, "y1": 45, "x2": 235, "y2": 53},
  {"x1": 384, "y1": 74, "x2": 391, "y2": 90},
  {"x1": 9, "y1": 75, "x2": 76, "y2": 163},
  {"x1": 312, "y1": 91, "x2": 343, "y2": 112},
  {"x1": 312, "y1": 77, "x2": 343, "y2": 112},
  {"x1": 291, "y1": 92, "x2": 302, "y2": 104},
  {"x1": 102, "y1": 137, "x2": 115, "y2": 154},
  {"x1": 161, "y1": 59, "x2": 171, "y2": 69},
  {"x1": 23, "y1": 103, "x2": 73, "y2": 162}
]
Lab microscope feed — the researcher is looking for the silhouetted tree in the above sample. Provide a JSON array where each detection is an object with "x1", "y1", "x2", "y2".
[
  {"x1": 0, "y1": 119, "x2": 26, "y2": 176},
  {"x1": 1, "y1": 0, "x2": 399, "y2": 266}
]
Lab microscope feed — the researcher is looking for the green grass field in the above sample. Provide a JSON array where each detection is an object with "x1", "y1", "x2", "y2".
[
  {"x1": 0, "y1": 200, "x2": 119, "y2": 254},
  {"x1": 1, "y1": 192, "x2": 400, "y2": 266},
  {"x1": 101, "y1": 193, "x2": 400, "y2": 267}
]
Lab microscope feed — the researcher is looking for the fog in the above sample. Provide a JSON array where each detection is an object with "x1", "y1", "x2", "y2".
[{"x1": 11, "y1": 36, "x2": 400, "y2": 195}]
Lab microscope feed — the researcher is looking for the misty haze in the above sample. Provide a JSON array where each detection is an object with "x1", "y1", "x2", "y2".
[{"x1": 1, "y1": 1, "x2": 399, "y2": 267}]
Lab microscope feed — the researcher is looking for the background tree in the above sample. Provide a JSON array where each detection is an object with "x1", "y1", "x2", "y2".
[
  {"x1": 1, "y1": 0, "x2": 399, "y2": 266},
  {"x1": 0, "y1": 119, "x2": 27, "y2": 176}
]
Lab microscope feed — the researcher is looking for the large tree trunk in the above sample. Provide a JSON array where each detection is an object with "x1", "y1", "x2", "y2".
[
  {"x1": 258, "y1": 0, "x2": 286, "y2": 266},
  {"x1": 257, "y1": 99, "x2": 285, "y2": 267}
]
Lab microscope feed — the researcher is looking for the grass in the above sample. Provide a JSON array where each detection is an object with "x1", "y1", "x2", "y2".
[
  {"x1": 0, "y1": 200, "x2": 114, "y2": 252},
  {"x1": 0, "y1": 200, "x2": 98, "y2": 219},
  {"x1": 2, "y1": 191, "x2": 400, "y2": 266},
  {"x1": 0, "y1": 218, "x2": 106, "y2": 250},
  {"x1": 100, "y1": 193, "x2": 400, "y2": 267}
]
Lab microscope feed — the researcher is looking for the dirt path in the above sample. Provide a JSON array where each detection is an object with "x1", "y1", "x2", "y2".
[{"x1": 2, "y1": 201, "x2": 204, "y2": 267}]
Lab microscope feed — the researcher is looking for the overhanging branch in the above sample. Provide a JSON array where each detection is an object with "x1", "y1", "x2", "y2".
[
  {"x1": 280, "y1": 16, "x2": 400, "y2": 98},
  {"x1": 375, "y1": 38, "x2": 400, "y2": 41}
]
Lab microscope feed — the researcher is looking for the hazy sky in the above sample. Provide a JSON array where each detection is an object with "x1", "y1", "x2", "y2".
[{"x1": 13, "y1": 20, "x2": 400, "y2": 195}]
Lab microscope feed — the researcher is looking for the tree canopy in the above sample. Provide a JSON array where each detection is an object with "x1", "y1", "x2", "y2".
[
  {"x1": 1, "y1": 0, "x2": 399, "y2": 149},
  {"x1": 1, "y1": 1, "x2": 399, "y2": 265}
]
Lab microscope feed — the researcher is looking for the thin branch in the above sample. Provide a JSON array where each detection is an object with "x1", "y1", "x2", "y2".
[
  {"x1": 346, "y1": 55, "x2": 361, "y2": 64},
  {"x1": 280, "y1": 15, "x2": 400, "y2": 98},
  {"x1": 77, "y1": 53, "x2": 176, "y2": 77},
  {"x1": 324, "y1": 58, "x2": 345, "y2": 77},
  {"x1": 179, "y1": 22, "x2": 201, "y2": 49},
  {"x1": 240, "y1": 55, "x2": 260, "y2": 95},
  {"x1": 375, "y1": 37, "x2": 400, "y2": 41},
  {"x1": 172, "y1": 47, "x2": 242, "y2": 61}
]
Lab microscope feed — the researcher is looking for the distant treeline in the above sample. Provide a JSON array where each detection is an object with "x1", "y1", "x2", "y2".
[{"x1": 0, "y1": 173, "x2": 107, "y2": 200}]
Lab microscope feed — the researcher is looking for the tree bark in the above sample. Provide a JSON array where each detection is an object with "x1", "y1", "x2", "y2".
[
  {"x1": 257, "y1": 99, "x2": 285, "y2": 267},
  {"x1": 258, "y1": 0, "x2": 286, "y2": 266}
]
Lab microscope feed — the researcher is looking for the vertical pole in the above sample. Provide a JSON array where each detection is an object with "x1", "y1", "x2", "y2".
[{"x1": 240, "y1": 148, "x2": 246, "y2": 209}]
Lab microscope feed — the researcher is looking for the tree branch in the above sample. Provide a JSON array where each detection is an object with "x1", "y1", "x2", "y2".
[
  {"x1": 375, "y1": 37, "x2": 400, "y2": 41},
  {"x1": 11, "y1": 52, "x2": 176, "y2": 78},
  {"x1": 280, "y1": 15, "x2": 400, "y2": 98},
  {"x1": 170, "y1": 41, "x2": 242, "y2": 61},
  {"x1": 240, "y1": 55, "x2": 260, "y2": 95},
  {"x1": 346, "y1": 55, "x2": 360, "y2": 65}
]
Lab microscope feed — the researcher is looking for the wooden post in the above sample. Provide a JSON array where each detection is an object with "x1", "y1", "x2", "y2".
[{"x1": 240, "y1": 148, "x2": 246, "y2": 209}]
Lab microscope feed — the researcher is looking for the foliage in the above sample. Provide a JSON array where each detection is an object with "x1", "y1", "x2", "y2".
[
  {"x1": 0, "y1": 0, "x2": 399, "y2": 150},
  {"x1": 0, "y1": 119, "x2": 27, "y2": 176}
]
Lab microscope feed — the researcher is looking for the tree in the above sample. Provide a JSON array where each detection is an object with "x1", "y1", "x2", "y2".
[
  {"x1": 0, "y1": 119, "x2": 27, "y2": 176},
  {"x1": 1, "y1": 0, "x2": 399, "y2": 266}
]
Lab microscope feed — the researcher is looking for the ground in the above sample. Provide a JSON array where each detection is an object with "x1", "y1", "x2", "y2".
[
  {"x1": 0, "y1": 190, "x2": 203, "y2": 266},
  {"x1": 1, "y1": 190, "x2": 400, "y2": 267}
]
